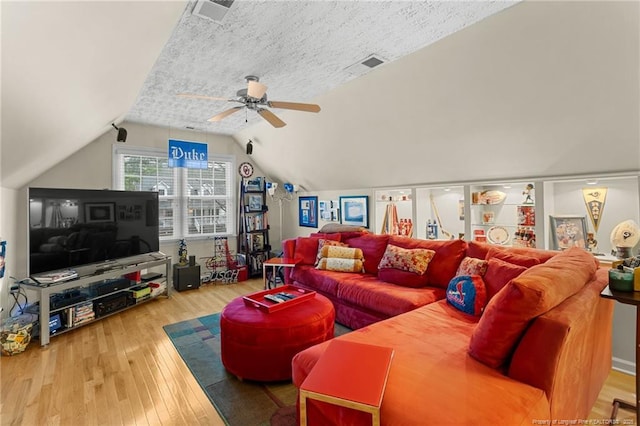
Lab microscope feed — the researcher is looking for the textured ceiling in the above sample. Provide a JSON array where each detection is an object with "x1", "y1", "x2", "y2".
[{"x1": 126, "y1": 0, "x2": 517, "y2": 135}]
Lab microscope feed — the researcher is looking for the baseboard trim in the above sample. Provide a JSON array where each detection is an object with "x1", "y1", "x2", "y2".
[{"x1": 612, "y1": 356, "x2": 636, "y2": 376}]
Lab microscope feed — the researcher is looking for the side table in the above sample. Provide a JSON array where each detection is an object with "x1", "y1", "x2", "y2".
[
  {"x1": 601, "y1": 285, "x2": 639, "y2": 421},
  {"x1": 263, "y1": 257, "x2": 300, "y2": 289},
  {"x1": 299, "y1": 339, "x2": 394, "y2": 426}
]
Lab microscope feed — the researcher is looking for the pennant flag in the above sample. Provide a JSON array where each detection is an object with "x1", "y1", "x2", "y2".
[{"x1": 582, "y1": 187, "x2": 607, "y2": 232}]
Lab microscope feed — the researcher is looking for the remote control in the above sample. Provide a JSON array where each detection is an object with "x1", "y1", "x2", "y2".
[
  {"x1": 264, "y1": 294, "x2": 284, "y2": 303},
  {"x1": 277, "y1": 292, "x2": 295, "y2": 300}
]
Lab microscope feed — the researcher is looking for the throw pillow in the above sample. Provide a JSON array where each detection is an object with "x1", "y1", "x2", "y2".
[
  {"x1": 294, "y1": 237, "x2": 321, "y2": 265},
  {"x1": 485, "y1": 247, "x2": 541, "y2": 268},
  {"x1": 483, "y1": 257, "x2": 527, "y2": 301},
  {"x1": 468, "y1": 247, "x2": 598, "y2": 369},
  {"x1": 316, "y1": 258, "x2": 364, "y2": 273},
  {"x1": 309, "y1": 232, "x2": 342, "y2": 241},
  {"x1": 315, "y1": 239, "x2": 348, "y2": 265},
  {"x1": 378, "y1": 244, "x2": 435, "y2": 275},
  {"x1": 342, "y1": 234, "x2": 390, "y2": 274},
  {"x1": 318, "y1": 245, "x2": 364, "y2": 261},
  {"x1": 455, "y1": 257, "x2": 488, "y2": 277},
  {"x1": 446, "y1": 275, "x2": 487, "y2": 316}
]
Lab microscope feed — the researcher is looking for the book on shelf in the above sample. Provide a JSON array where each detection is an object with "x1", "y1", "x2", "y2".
[
  {"x1": 251, "y1": 234, "x2": 264, "y2": 252},
  {"x1": 245, "y1": 213, "x2": 268, "y2": 232}
]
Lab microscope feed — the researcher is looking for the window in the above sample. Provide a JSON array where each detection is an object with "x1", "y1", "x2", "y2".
[{"x1": 113, "y1": 145, "x2": 235, "y2": 241}]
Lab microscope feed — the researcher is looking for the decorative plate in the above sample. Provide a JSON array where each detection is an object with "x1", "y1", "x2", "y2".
[
  {"x1": 487, "y1": 226, "x2": 510, "y2": 245},
  {"x1": 479, "y1": 190, "x2": 506, "y2": 205},
  {"x1": 238, "y1": 162, "x2": 254, "y2": 178}
]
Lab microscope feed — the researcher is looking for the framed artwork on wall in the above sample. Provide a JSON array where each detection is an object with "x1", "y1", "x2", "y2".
[
  {"x1": 339, "y1": 196, "x2": 369, "y2": 228},
  {"x1": 299, "y1": 196, "x2": 318, "y2": 228},
  {"x1": 549, "y1": 215, "x2": 588, "y2": 250}
]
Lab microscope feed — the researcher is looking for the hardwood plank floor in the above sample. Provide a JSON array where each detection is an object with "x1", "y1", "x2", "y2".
[{"x1": 1, "y1": 278, "x2": 637, "y2": 425}]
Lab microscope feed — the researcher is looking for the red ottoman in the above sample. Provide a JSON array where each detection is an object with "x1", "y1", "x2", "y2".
[{"x1": 220, "y1": 293, "x2": 335, "y2": 382}]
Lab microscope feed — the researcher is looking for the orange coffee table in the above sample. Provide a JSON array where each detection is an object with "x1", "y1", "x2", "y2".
[{"x1": 299, "y1": 339, "x2": 394, "y2": 426}]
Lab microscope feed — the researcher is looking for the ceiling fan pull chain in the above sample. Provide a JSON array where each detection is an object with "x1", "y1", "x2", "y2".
[{"x1": 245, "y1": 108, "x2": 248, "y2": 123}]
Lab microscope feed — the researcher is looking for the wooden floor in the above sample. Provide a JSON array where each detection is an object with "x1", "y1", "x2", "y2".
[{"x1": 1, "y1": 278, "x2": 637, "y2": 425}]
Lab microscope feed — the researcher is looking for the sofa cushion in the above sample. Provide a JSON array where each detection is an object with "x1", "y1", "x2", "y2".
[
  {"x1": 294, "y1": 237, "x2": 321, "y2": 265},
  {"x1": 342, "y1": 234, "x2": 390, "y2": 274},
  {"x1": 485, "y1": 246, "x2": 541, "y2": 268},
  {"x1": 483, "y1": 257, "x2": 527, "y2": 301},
  {"x1": 387, "y1": 236, "x2": 467, "y2": 288},
  {"x1": 336, "y1": 275, "x2": 446, "y2": 317},
  {"x1": 446, "y1": 275, "x2": 487, "y2": 316},
  {"x1": 315, "y1": 239, "x2": 348, "y2": 264},
  {"x1": 455, "y1": 257, "x2": 488, "y2": 277},
  {"x1": 378, "y1": 244, "x2": 435, "y2": 275},
  {"x1": 316, "y1": 258, "x2": 364, "y2": 273},
  {"x1": 471, "y1": 241, "x2": 557, "y2": 263},
  {"x1": 377, "y1": 268, "x2": 428, "y2": 288},
  {"x1": 290, "y1": 265, "x2": 342, "y2": 296},
  {"x1": 468, "y1": 247, "x2": 598, "y2": 368}
]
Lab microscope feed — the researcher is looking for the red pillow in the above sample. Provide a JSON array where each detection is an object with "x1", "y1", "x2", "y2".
[
  {"x1": 468, "y1": 247, "x2": 598, "y2": 368},
  {"x1": 467, "y1": 241, "x2": 492, "y2": 259},
  {"x1": 343, "y1": 234, "x2": 389, "y2": 274},
  {"x1": 485, "y1": 247, "x2": 541, "y2": 268},
  {"x1": 294, "y1": 237, "x2": 320, "y2": 265},
  {"x1": 483, "y1": 257, "x2": 527, "y2": 301}
]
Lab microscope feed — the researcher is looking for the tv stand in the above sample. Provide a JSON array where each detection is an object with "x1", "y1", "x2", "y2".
[{"x1": 23, "y1": 255, "x2": 171, "y2": 346}]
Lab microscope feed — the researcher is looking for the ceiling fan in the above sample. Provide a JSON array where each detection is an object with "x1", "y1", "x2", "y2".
[{"x1": 178, "y1": 75, "x2": 321, "y2": 128}]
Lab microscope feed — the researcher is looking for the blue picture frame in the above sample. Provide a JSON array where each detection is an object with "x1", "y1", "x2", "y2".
[
  {"x1": 299, "y1": 196, "x2": 318, "y2": 228},
  {"x1": 339, "y1": 195, "x2": 369, "y2": 228}
]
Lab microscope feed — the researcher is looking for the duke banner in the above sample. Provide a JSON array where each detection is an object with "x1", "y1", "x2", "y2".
[{"x1": 168, "y1": 139, "x2": 208, "y2": 169}]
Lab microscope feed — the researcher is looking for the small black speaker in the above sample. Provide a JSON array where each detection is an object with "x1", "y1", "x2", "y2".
[
  {"x1": 189, "y1": 255, "x2": 196, "y2": 266},
  {"x1": 246, "y1": 140, "x2": 253, "y2": 155},
  {"x1": 117, "y1": 127, "x2": 127, "y2": 142},
  {"x1": 173, "y1": 264, "x2": 200, "y2": 292}
]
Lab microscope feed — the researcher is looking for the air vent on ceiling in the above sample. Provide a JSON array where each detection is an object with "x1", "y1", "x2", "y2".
[
  {"x1": 192, "y1": 0, "x2": 234, "y2": 23},
  {"x1": 344, "y1": 54, "x2": 388, "y2": 76}
]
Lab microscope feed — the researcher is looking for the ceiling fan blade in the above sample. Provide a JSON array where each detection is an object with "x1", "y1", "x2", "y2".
[
  {"x1": 178, "y1": 93, "x2": 231, "y2": 101},
  {"x1": 207, "y1": 106, "x2": 244, "y2": 122},
  {"x1": 268, "y1": 101, "x2": 321, "y2": 113},
  {"x1": 257, "y1": 108, "x2": 286, "y2": 128},
  {"x1": 247, "y1": 81, "x2": 268, "y2": 99}
]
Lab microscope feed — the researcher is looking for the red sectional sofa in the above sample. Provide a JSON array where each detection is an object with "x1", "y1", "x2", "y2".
[{"x1": 283, "y1": 232, "x2": 613, "y2": 425}]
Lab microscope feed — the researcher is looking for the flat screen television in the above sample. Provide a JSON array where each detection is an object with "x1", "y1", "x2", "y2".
[{"x1": 28, "y1": 187, "x2": 160, "y2": 278}]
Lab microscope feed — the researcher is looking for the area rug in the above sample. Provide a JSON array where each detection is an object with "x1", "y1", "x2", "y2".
[{"x1": 163, "y1": 312, "x2": 350, "y2": 426}]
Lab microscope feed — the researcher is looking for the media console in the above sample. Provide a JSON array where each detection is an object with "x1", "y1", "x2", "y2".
[{"x1": 22, "y1": 254, "x2": 171, "y2": 346}]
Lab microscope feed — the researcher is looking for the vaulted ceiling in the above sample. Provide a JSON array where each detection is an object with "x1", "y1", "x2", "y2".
[{"x1": 2, "y1": 1, "x2": 638, "y2": 193}]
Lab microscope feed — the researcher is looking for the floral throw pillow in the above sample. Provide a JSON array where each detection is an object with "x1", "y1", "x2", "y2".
[
  {"x1": 316, "y1": 258, "x2": 364, "y2": 273},
  {"x1": 456, "y1": 257, "x2": 488, "y2": 277},
  {"x1": 377, "y1": 244, "x2": 435, "y2": 275}
]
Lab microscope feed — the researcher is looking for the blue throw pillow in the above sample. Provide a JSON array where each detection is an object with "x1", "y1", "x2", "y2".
[{"x1": 446, "y1": 275, "x2": 487, "y2": 316}]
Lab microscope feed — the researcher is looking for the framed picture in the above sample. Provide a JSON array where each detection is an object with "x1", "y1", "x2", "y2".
[
  {"x1": 247, "y1": 195, "x2": 263, "y2": 212},
  {"x1": 549, "y1": 215, "x2": 588, "y2": 250},
  {"x1": 85, "y1": 203, "x2": 115, "y2": 223},
  {"x1": 339, "y1": 195, "x2": 369, "y2": 228},
  {"x1": 299, "y1": 196, "x2": 318, "y2": 228}
]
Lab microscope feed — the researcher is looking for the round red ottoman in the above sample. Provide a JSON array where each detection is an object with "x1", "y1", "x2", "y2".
[{"x1": 220, "y1": 293, "x2": 334, "y2": 382}]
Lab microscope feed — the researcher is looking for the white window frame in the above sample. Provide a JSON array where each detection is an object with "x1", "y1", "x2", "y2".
[{"x1": 113, "y1": 145, "x2": 236, "y2": 242}]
